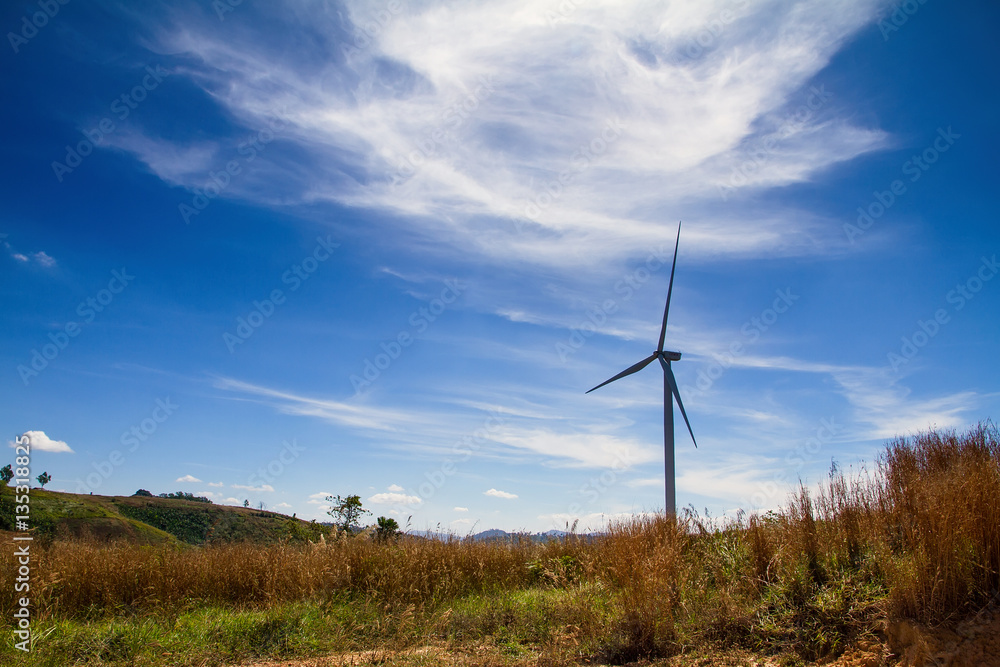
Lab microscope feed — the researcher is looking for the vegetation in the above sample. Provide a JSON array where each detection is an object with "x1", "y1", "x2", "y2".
[
  {"x1": 36, "y1": 472, "x2": 51, "y2": 488},
  {"x1": 0, "y1": 488, "x2": 329, "y2": 545},
  {"x1": 0, "y1": 423, "x2": 996, "y2": 666},
  {"x1": 326, "y1": 493, "x2": 370, "y2": 532},
  {"x1": 157, "y1": 491, "x2": 212, "y2": 503},
  {"x1": 376, "y1": 515, "x2": 401, "y2": 541},
  {"x1": 0, "y1": 464, "x2": 12, "y2": 485}
]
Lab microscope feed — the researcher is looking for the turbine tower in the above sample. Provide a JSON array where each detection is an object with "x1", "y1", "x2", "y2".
[{"x1": 587, "y1": 222, "x2": 697, "y2": 517}]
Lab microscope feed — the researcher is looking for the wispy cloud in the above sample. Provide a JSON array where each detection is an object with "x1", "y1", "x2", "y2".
[
  {"x1": 112, "y1": 0, "x2": 889, "y2": 276},
  {"x1": 213, "y1": 376, "x2": 427, "y2": 431},
  {"x1": 176, "y1": 474, "x2": 201, "y2": 483},
  {"x1": 232, "y1": 483, "x2": 274, "y2": 492}
]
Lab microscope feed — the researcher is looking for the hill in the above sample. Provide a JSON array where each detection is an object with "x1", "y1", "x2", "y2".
[{"x1": 0, "y1": 486, "x2": 328, "y2": 545}]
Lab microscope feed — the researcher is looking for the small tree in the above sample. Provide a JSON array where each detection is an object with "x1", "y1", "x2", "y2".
[
  {"x1": 326, "y1": 494, "x2": 370, "y2": 533},
  {"x1": 243, "y1": 499, "x2": 250, "y2": 508},
  {"x1": 0, "y1": 464, "x2": 13, "y2": 485},
  {"x1": 36, "y1": 472, "x2": 51, "y2": 488},
  {"x1": 375, "y1": 516, "x2": 400, "y2": 541}
]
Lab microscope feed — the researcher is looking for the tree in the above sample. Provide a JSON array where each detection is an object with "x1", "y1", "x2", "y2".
[
  {"x1": 36, "y1": 472, "x2": 51, "y2": 488},
  {"x1": 133, "y1": 489, "x2": 153, "y2": 497},
  {"x1": 326, "y1": 494, "x2": 370, "y2": 533},
  {"x1": 243, "y1": 499, "x2": 250, "y2": 508},
  {"x1": 0, "y1": 464, "x2": 12, "y2": 485},
  {"x1": 375, "y1": 516, "x2": 400, "y2": 541}
]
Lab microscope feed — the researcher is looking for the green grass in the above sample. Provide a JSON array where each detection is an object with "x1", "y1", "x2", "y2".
[
  {"x1": 0, "y1": 423, "x2": 996, "y2": 666},
  {"x1": 0, "y1": 486, "x2": 329, "y2": 546}
]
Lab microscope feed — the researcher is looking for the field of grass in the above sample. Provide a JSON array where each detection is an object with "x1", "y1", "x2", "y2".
[{"x1": 1, "y1": 423, "x2": 997, "y2": 666}]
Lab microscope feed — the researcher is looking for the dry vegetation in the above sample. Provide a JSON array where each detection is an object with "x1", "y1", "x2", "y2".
[{"x1": 1, "y1": 423, "x2": 998, "y2": 666}]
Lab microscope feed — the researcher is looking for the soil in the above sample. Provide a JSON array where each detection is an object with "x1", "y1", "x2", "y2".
[{"x1": 228, "y1": 610, "x2": 1000, "y2": 667}]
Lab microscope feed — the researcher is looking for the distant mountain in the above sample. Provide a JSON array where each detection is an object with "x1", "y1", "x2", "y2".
[{"x1": 469, "y1": 528, "x2": 593, "y2": 542}]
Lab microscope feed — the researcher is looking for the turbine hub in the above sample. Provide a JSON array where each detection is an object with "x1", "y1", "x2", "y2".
[{"x1": 660, "y1": 350, "x2": 682, "y2": 361}]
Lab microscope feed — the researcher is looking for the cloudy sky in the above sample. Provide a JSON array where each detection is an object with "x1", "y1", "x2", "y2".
[{"x1": 2, "y1": 0, "x2": 997, "y2": 532}]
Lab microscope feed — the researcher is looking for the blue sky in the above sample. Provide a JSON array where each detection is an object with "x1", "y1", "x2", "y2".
[{"x1": 2, "y1": 0, "x2": 998, "y2": 533}]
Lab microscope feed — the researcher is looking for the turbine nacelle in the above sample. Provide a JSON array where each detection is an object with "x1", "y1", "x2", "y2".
[{"x1": 587, "y1": 221, "x2": 697, "y2": 517}]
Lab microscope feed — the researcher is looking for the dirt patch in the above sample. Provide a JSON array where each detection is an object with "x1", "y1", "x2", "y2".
[
  {"x1": 230, "y1": 612, "x2": 1000, "y2": 667},
  {"x1": 885, "y1": 607, "x2": 1000, "y2": 667}
]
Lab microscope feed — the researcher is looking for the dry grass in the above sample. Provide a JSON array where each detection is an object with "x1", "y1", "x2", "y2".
[{"x1": 1, "y1": 422, "x2": 997, "y2": 665}]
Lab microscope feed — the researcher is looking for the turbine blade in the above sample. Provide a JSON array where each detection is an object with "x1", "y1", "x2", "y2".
[
  {"x1": 662, "y1": 360, "x2": 697, "y2": 448},
  {"x1": 586, "y1": 353, "x2": 658, "y2": 393},
  {"x1": 657, "y1": 221, "x2": 682, "y2": 353}
]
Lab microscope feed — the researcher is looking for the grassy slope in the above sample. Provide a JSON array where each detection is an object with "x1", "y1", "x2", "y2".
[
  {"x1": 0, "y1": 486, "x2": 327, "y2": 545},
  {"x1": 0, "y1": 423, "x2": 996, "y2": 666}
]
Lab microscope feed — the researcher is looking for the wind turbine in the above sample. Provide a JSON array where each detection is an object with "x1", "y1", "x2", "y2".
[{"x1": 586, "y1": 221, "x2": 697, "y2": 517}]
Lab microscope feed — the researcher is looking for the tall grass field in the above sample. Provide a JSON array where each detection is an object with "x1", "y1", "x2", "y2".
[{"x1": 1, "y1": 423, "x2": 998, "y2": 666}]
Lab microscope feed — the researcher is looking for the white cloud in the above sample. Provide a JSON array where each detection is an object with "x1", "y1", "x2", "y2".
[
  {"x1": 484, "y1": 488, "x2": 518, "y2": 499},
  {"x1": 114, "y1": 0, "x2": 888, "y2": 278},
  {"x1": 493, "y1": 428, "x2": 657, "y2": 468},
  {"x1": 451, "y1": 518, "x2": 472, "y2": 526},
  {"x1": 626, "y1": 478, "x2": 662, "y2": 488},
  {"x1": 454, "y1": 506, "x2": 469, "y2": 512},
  {"x1": 387, "y1": 483, "x2": 405, "y2": 492},
  {"x1": 207, "y1": 481, "x2": 224, "y2": 487},
  {"x1": 275, "y1": 502, "x2": 293, "y2": 509},
  {"x1": 5, "y1": 243, "x2": 56, "y2": 268},
  {"x1": 368, "y1": 492, "x2": 422, "y2": 506},
  {"x1": 213, "y1": 377, "x2": 430, "y2": 431},
  {"x1": 224, "y1": 497, "x2": 240, "y2": 503},
  {"x1": 307, "y1": 492, "x2": 334, "y2": 505},
  {"x1": 12, "y1": 431, "x2": 73, "y2": 453},
  {"x1": 231, "y1": 483, "x2": 274, "y2": 492},
  {"x1": 176, "y1": 474, "x2": 202, "y2": 483},
  {"x1": 32, "y1": 251, "x2": 56, "y2": 268}
]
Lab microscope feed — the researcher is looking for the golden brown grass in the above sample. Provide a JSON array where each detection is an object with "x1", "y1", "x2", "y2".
[{"x1": 0, "y1": 422, "x2": 997, "y2": 665}]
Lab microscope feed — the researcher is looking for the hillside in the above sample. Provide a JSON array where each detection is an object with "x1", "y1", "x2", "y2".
[{"x1": 0, "y1": 486, "x2": 329, "y2": 545}]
